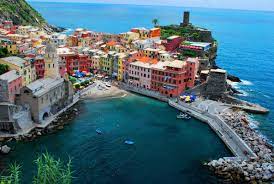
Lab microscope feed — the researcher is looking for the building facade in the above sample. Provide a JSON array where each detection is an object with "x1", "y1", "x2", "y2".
[
  {"x1": 151, "y1": 59, "x2": 197, "y2": 97},
  {"x1": 0, "y1": 70, "x2": 22, "y2": 103},
  {"x1": 0, "y1": 56, "x2": 33, "y2": 86}
]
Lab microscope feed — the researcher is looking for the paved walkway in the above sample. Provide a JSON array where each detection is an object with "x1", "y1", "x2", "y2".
[{"x1": 169, "y1": 99, "x2": 257, "y2": 159}]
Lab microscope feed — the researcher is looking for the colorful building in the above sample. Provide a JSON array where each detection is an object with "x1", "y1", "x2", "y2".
[
  {"x1": 151, "y1": 58, "x2": 198, "y2": 97},
  {"x1": 91, "y1": 55, "x2": 100, "y2": 70},
  {"x1": 2, "y1": 41, "x2": 18, "y2": 55},
  {"x1": 149, "y1": 28, "x2": 161, "y2": 38},
  {"x1": 33, "y1": 56, "x2": 45, "y2": 79},
  {"x1": 0, "y1": 57, "x2": 32, "y2": 86},
  {"x1": 117, "y1": 53, "x2": 127, "y2": 81},
  {"x1": 163, "y1": 35, "x2": 183, "y2": 52},
  {"x1": 0, "y1": 70, "x2": 22, "y2": 103},
  {"x1": 127, "y1": 57, "x2": 158, "y2": 89}
]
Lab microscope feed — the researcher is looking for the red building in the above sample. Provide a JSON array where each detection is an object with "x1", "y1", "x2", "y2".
[
  {"x1": 60, "y1": 53, "x2": 91, "y2": 75},
  {"x1": 163, "y1": 36, "x2": 183, "y2": 52},
  {"x1": 151, "y1": 58, "x2": 198, "y2": 98},
  {"x1": 34, "y1": 56, "x2": 45, "y2": 79},
  {"x1": 78, "y1": 54, "x2": 90, "y2": 72}
]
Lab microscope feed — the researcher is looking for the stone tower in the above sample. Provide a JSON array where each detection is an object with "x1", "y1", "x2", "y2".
[
  {"x1": 44, "y1": 42, "x2": 60, "y2": 79},
  {"x1": 181, "y1": 11, "x2": 190, "y2": 27}
]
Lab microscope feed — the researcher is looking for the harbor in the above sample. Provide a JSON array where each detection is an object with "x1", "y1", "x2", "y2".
[{"x1": 0, "y1": 1, "x2": 273, "y2": 183}]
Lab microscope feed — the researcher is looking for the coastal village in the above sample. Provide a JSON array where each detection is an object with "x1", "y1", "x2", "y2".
[{"x1": 0, "y1": 12, "x2": 273, "y2": 183}]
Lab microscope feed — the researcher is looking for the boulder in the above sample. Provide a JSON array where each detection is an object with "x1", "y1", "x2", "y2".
[
  {"x1": 247, "y1": 164, "x2": 254, "y2": 171},
  {"x1": 57, "y1": 125, "x2": 64, "y2": 130},
  {"x1": 1, "y1": 145, "x2": 11, "y2": 154}
]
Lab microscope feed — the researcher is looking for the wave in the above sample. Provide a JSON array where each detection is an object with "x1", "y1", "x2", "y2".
[
  {"x1": 62, "y1": 28, "x2": 73, "y2": 34},
  {"x1": 247, "y1": 115, "x2": 259, "y2": 129},
  {"x1": 241, "y1": 80, "x2": 253, "y2": 86},
  {"x1": 237, "y1": 90, "x2": 249, "y2": 97}
]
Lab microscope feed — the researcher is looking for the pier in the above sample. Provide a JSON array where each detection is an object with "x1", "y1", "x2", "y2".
[{"x1": 168, "y1": 99, "x2": 257, "y2": 159}]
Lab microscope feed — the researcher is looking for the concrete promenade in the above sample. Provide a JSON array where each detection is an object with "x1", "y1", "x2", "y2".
[
  {"x1": 169, "y1": 100, "x2": 257, "y2": 159},
  {"x1": 120, "y1": 84, "x2": 169, "y2": 102}
]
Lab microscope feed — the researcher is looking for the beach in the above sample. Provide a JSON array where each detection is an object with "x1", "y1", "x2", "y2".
[{"x1": 81, "y1": 80, "x2": 129, "y2": 100}]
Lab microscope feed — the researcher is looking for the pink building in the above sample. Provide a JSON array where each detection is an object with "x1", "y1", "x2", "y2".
[
  {"x1": 127, "y1": 57, "x2": 158, "y2": 89},
  {"x1": 163, "y1": 36, "x2": 183, "y2": 52},
  {"x1": 0, "y1": 70, "x2": 22, "y2": 103}
]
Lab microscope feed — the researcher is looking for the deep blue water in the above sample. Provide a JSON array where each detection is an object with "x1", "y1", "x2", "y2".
[
  {"x1": 30, "y1": 2, "x2": 274, "y2": 142},
  {"x1": 4, "y1": 2, "x2": 274, "y2": 183},
  {"x1": 4, "y1": 96, "x2": 230, "y2": 183}
]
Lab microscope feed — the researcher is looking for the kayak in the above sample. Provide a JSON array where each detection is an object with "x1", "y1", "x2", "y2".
[
  {"x1": 96, "y1": 129, "x2": 103, "y2": 134},
  {"x1": 124, "y1": 140, "x2": 134, "y2": 145}
]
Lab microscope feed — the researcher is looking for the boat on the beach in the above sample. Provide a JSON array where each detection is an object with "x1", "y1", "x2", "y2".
[
  {"x1": 177, "y1": 112, "x2": 191, "y2": 120},
  {"x1": 96, "y1": 128, "x2": 103, "y2": 134},
  {"x1": 124, "y1": 140, "x2": 135, "y2": 145}
]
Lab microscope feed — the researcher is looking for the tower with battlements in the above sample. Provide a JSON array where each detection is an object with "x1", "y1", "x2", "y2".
[{"x1": 181, "y1": 11, "x2": 190, "y2": 27}]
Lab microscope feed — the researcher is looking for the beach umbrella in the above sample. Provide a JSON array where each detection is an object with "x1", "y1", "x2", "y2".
[{"x1": 185, "y1": 96, "x2": 191, "y2": 102}]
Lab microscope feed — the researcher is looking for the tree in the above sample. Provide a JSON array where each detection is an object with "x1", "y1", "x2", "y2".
[
  {"x1": 75, "y1": 84, "x2": 80, "y2": 90},
  {"x1": 0, "y1": 153, "x2": 72, "y2": 184},
  {"x1": 0, "y1": 64, "x2": 9, "y2": 75},
  {"x1": 152, "y1": 18, "x2": 159, "y2": 27},
  {"x1": 0, "y1": 47, "x2": 10, "y2": 58},
  {"x1": 69, "y1": 76, "x2": 77, "y2": 84}
]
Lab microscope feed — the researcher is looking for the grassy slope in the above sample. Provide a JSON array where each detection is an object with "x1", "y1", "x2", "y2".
[{"x1": 0, "y1": 0, "x2": 46, "y2": 26}]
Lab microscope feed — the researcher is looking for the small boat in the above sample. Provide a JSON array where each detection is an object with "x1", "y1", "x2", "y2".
[
  {"x1": 96, "y1": 129, "x2": 103, "y2": 134},
  {"x1": 124, "y1": 140, "x2": 135, "y2": 145},
  {"x1": 105, "y1": 82, "x2": 111, "y2": 87},
  {"x1": 177, "y1": 112, "x2": 191, "y2": 120}
]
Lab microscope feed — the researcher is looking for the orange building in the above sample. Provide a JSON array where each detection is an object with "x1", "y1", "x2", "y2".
[{"x1": 149, "y1": 28, "x2": 161, "y2": 38}]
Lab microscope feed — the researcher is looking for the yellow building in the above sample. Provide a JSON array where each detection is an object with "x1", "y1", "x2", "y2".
[
  {"x1": 100, "y1": 52, "x2": 116, "y2": 76},
  {"x1": 3, "y1": 42, "x2": 18, "y2": 55},
  {"x1": 117, "y1": 53, "x2": 126, "y2": 81},
  {"x1": 121, "y1": 31, "x2": 140, "y2": 42},
  {"x1": 100, "y1": 54, "x2": 111, "y2": 75},
  {"x1": 0, "y1": 56, "x2": 33, "y2": 86},
  {"x1": 91, "y1": 55, "x2": 100, "y2": 70}
]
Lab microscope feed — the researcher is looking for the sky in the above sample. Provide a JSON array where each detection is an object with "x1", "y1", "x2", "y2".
[{"x1": 27, "y1": 0, "x2": 274, "y2": 12}]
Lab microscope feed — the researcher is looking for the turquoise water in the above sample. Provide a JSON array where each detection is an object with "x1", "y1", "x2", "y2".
[
  {"x1": 3, "y1": 2, "x2": 274, "y2": 183},
  {"x1": 31, "y1": 2, "x2": 274, "y2": 142},
  {"x1": 4, "y1": 95, "x2": 230, "y2": 183}
]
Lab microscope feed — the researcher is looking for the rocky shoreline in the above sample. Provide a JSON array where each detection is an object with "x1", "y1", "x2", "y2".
[
  {"x1": 0, "y1": 104, "x2": 81, "y2": 149},
  {"x1": 206, "y1": 110, "x2": 273, "y2": 183}
]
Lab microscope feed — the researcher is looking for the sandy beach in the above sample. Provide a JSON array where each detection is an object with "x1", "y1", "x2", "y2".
[{"x1": 81, "y1": 80, "x2": 129, "y2": 100}]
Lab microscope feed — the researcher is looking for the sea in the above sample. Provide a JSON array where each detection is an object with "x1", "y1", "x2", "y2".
[{"x1": 3, "y1": 2, "x2": 274, "y2": 183}]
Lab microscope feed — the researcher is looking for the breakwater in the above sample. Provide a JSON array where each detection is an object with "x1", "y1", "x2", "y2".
[
  {"x1": 168, "y1": 100, "x2": 256, "y2": 159},
  {"x1": 121, "y1": 84, "x2": 273, "y2": 183}
]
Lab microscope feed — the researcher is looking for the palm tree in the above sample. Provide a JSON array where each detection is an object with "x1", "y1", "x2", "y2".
[{"x1": 152, "y1": 18, "x2": 159, "y2": 27}]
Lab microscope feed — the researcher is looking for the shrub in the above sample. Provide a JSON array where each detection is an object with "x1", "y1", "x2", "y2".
[{"x1": 0, "y1": 153, "x2": 72, "y2": 184}]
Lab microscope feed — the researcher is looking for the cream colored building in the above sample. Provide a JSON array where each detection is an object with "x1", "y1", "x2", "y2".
[
  {"x1": 0, "y1": 57, "x2": 33, "y2": 86},
  {"x1": 18, "y1": 77, "x2": 73, "y2": 123}
]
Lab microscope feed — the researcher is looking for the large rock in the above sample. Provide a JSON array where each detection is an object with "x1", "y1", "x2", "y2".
[{"x1": 1, "y1": 145, "x2": 11, "y2": 154}]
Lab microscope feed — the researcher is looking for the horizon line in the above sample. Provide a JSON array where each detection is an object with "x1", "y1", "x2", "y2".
[{"x1": 27, "y1": 0, "x2": 274, "y2": 13}]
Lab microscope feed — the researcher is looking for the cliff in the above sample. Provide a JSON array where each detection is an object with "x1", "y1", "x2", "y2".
[
  {"x1": 0, "y1": 0, "x2": 63, "y2": 32},
  {"x1": 0, "y1": 0, "x2": 46, "y2": 25}
]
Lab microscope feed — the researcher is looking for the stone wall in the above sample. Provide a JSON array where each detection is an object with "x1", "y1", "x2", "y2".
[{"x1": 202, "y1": 69, "x2": 227, "y2": 99}]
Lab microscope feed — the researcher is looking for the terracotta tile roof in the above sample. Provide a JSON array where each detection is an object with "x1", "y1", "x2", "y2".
[
  {"x1": 106, "y1": 40, "x2": 116, "y2": 46},
  {"x1": 137, "y1": 56, "x2": 158, "y2": 64}
]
